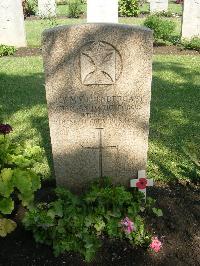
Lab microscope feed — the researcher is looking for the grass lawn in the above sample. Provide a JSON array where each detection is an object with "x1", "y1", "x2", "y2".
[
  {"x1": 0, "y1": 55, "x2": 199, "y2": 182},
  {"x1": 25, "y1": 0, "x2": 182, "y2": 47},
  {"x1": 56, "y1": 1, "x2": 183, "y2": 16},
  {"x1": 26, "y1": 16, "x2": 181, "y2": 47}
]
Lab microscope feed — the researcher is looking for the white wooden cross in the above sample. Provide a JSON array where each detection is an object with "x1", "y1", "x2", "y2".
[{"x1": 130, "y1": 170, "x2": 153, "y2": 201}]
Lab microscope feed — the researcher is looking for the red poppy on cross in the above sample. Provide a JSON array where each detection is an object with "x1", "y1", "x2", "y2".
[{"x1": 130, "y1": 170, "x2": 153, "y2": 200}]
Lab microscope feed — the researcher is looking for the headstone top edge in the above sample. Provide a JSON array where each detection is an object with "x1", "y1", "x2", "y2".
[{"x1": 42, "y1": 23, "x2": 153, "y2": 37}]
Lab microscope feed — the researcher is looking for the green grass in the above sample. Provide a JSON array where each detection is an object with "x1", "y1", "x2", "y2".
[
  {"x1": 57, "y1": 3, "x2": 86, "y2": 16},
  {"x1": 0, "y1": 57, "x2": 51, "y2": 178},
  {"x1": 56, "y1": 2, "x2": 183, "y2": 16},
  {"x1": 140, "y1": 1, "x2": 183, "y2": 15},
  {"x1": 25, "y1": 1, "x2": 183, "y2": 47},
  {"x1": 26, "y1": 18, "x2": 85, "y2": 47},
  {"x1": 168, "y1": 1, "x2": 183, "y2": 15},
  {"x1": 57, "y1": 4, "x2": 68, "y2": 16},
  {"x1": 25, "y1": 16, "x2": 181, "y2": 47},
  {"x1": 0, "y1": 55, "x2": 199, "y2": 182}
]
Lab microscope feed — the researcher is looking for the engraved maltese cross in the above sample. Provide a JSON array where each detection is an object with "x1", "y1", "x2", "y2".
[{"x1": 80, "y1": 41, "x2": 116, "y2": 85}]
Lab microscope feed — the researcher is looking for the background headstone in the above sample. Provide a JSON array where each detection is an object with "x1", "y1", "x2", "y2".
[
  {"x1": 182, "y1": 0, "x2": 200, "y2": 39},
  {"x1": 38, "y1": 0, "x2": 56, "y2": 18},
  {"x1": 0, "y1": 0, "x2": 26, "y2": 47},
  {"x1": 150, "y1": 0, "x2": 168, "y2": 13},
  {"x1": 87, "y1": 0, "x2": 118, "y2": 23},
  {"x1": 42, "y1": 24, "x2": 153, "y2": 193}
]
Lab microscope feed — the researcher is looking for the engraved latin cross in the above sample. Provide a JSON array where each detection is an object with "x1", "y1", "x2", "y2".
[{"x1": 82, "y1": 128, "x2": 117, "y2": 180}]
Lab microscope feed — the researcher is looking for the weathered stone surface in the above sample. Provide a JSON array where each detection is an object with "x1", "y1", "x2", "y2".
[
  {"x1": 42, "y1": 24, "x2": 153, "y2": 193},
  {"x1": 182, "y1": 0, "x2": 200, "y2": 39},
  {"x1": 87, "y1": 0, "x2": 118, "y2": 23},
  {"x1": 0, "y1": 0, "x2": 26, "y2": 47},
  {"x1": 150, "y1": 0, "x2": 168, "y2": 13},
  {"x1": 38, "y1": 0, "x2": 56, "y2": 18}
]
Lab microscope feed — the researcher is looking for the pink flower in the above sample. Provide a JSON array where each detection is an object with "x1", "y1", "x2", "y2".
[
  {"x1": 149, "y1": 237, "x2": 162, "y2": 252},
  {"x1": 121, "y1": 217, "x2": 135, "y2": 234}
]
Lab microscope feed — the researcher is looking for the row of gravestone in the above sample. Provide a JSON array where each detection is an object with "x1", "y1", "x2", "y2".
[{"x1": 0, "y1": 0, "x2": 200, "y2": 48}]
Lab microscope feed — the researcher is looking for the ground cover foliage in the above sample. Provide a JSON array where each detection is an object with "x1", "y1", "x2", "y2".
[
  {"x1": 0, "y1": 55, "x2": 199, "y2": 183},
  {"x1": 23, "y1": 180, "x2": 162, "y2": 262},
  {"x1": 0, "y1": 125, "x2": 42, "y2": 237},
  {"x1": 0, "y1": 9, "x2": 200, "y2": 263}
]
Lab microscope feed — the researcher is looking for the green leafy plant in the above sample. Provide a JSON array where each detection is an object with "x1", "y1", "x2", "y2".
[
  {"x1": 144, "y1": 14, "x2": 176, "y2": 44},
  {"x1": 157, "y1": 11, "x2": 173, "y2": 18},
  {"x1": 67, "y1": 0, "x2": 83, "y2": 18},
  {"x1": 181, "y1": 37, "x2": 200, "y2": 52},
  {"x1": 23, "y1": 0, "x2": 37, "y2": 17},
  {"x1": 56, "y1": 0, "x2": 68, "y2": 4},
  {"x1": 0, "y1": 216, "x2": 17, "y2": 237},
  {"x1": 0, "y1": 45, "x2": 16, "y2": 57},
  {"x1": 119, "y1": 0, "x2": 140, "y2": 17},
  {"x1": 0, "y1": 124, "x2": 42, "y2": 236},
  {"x1": 23, "y1": 179, "x2": 163, "y2": 262}
]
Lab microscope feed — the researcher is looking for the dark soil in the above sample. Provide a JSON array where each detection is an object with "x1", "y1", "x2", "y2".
[
  {"x1": 0, "y1": 181, "x2": 199, "y2": 266},
  {"x1": 13, "y1": 46, "x2": 200, "y2": 57}
]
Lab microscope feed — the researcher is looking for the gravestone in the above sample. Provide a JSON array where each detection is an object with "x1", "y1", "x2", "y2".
[
  {"x1": 87, "y1": 0, "x2": 118, "y2": 23},
  {"x1": 0, "y1": 0, "x2": 26, "y2": 47},
  {"x1": 150, "y1": 0, "x2": 168, "y2": 13},
  {"x1": 38, "y1": 0, "x2": 56, "y2": 18},
  {"x1": 42, "y1": 24, "x2": 153, "y2": 193},
  {"x1": 182, "y1": 0, "x2": 200, "y2": 39}
]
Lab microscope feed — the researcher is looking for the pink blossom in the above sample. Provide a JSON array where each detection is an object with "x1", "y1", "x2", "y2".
[
  {"x1": 149, "y1": 237, "x2": 162, "y2": 252},
  {"x1": 121, "y1": 217, "x2": 135, "y2": 234}
]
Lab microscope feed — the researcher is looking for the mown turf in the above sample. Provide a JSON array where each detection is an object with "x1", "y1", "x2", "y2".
[
  {"x1": 149, "y1": 55, "x2": 200, "y2": 182},
  {"x1": 56, "y1": 1, "x2": 183, "y2": 16},
  {"x1": 25, "y1": 17, "x2": 181, "y2": 47},
  {"x1": 0, "y1": 55, "x2": 199, "y2": 182}
]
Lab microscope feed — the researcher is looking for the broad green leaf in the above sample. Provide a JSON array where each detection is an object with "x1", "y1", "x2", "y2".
[
  {"x1": 152, "y1": 208, "x2": 163, "y2": 217},
  {"x1": 30, "y1": 171, "x2": 41, "y2": 191},
  {"x1": 13, "y1": 169, "x2": 32, "y2": 194},
  {"x1": 47, "y1": 209, "x2": 56, "y2": 219},
  {"x1": 0, "y1": 168, "x2": 13, "y2": 182},
  {"x1": 51, "y1": 200, "x2": 63, "y2": 217},
  {"x1": 10, "y1": 154, "x2": 33, "y2": 168},
  {"x1": 0, "y1": 198, "x2": 14, "y2": 214},
  {"x1": 0, "y1": 179, "x2": 14, "y2": 198},
  {"x1": 0, "y1": 169, "x2": 14, "y2": 197},
  {"x1": 94, "y1": 219, "x2": 105, "y2": 233},
  {"x1": 18, "y1": 192, "x2": 34, "y2": 206},
  {"x1": 0, "y1": 218, "x2": 17, "y2": 237}
]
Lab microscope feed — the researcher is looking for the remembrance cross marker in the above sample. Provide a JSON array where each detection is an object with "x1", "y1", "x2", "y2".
[{"x1": 130, "y1": 170, "x2": 153, "y2": 200}]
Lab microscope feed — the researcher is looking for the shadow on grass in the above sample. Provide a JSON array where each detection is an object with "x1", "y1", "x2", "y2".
[
  {"x1": 0, "y1": 71, "x2": 54, "y2": 178},
  {"x1": 0, "y1": 55, "x2": 199, "y2": 183},
  {"x1": 149, "y1": 59, "x2": 200, "y2": 181}
]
